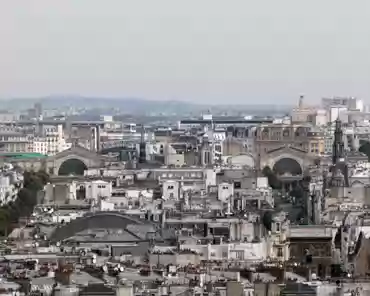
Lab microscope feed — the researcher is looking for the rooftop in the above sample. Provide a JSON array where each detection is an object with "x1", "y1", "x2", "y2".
[{"x1": 0, "y1": 152, "x2": 47, "y2": 159}]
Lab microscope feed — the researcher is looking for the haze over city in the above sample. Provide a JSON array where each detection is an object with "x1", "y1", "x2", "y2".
[
  {"x1": 3, "y1": 0, "x2": 370, "y2": 104},
  {"x1": 4, "y1": 1, "x2": 370, "y2": 294}
]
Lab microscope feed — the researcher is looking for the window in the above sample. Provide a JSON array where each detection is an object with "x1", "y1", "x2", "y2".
[
  {"x1": 276, "y1": 223, "x2": 280, "y2": 232},
  {"x1": 277, "y1": 247, "x2": 283, "y2": 257},
  {"x1": 235, "y1": 251, "x2": 244, "y2": 260},
  {"x1": 168, "y1": 185, "x2": 174, "y2": 189}
]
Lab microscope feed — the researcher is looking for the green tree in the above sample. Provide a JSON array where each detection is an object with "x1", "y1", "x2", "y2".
[
  {"x1": 290, "y1": 184, "x2": 304, "y2": 200},
  {"x1": 0, "y1": 209, "x2": 10, "y2": 236},
  {"x1": 16, "y1": 188, "x2": 36, "y2": 216},
  {"x1": 359, "y1": 141, "x2": 370, "y2": 161},
  {"x1": 262, "y1": 211, "x2": 273, "y2": 231},
  {"x1": 0, "y1": 170, "x2": 50, "y2": 236},
  {"x1": 262, "y1": 166, "x2": 281, "y2": 189},
  {"x1": 23, "y1": 171, "x2": 44, "y2": 192}
]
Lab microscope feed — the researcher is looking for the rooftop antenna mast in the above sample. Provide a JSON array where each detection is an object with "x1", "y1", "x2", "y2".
[
  {"x1": 140, "y1": 124, "x2": 145, "y2": 144},
  {"x1": 139, "y1": 124, "x2": 146, "y2": 164},
  {"x1": 298, "y1": 94, "x2": 304, "y2": 108}
]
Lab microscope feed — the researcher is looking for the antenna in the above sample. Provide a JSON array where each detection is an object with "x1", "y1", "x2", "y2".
[
  {"x1": 298, "y1": 95, "x2": 304, "y2": 108},
  {"x1": 139, "y1": 124, "x2": 146, "y2": 163},
  {"x1": 140, "y1": 124, "x2": 145, "y2": 144}
]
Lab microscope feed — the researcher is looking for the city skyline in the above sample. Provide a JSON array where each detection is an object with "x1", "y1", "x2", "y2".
[{"x1": 2, "y1": 0, "x2": 370, "y2": 104}]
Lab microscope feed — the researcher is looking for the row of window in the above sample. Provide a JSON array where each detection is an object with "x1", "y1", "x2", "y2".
[
  {"x1": 161, "y1": 172, "x2": 203, "y2": 178},
  {"x1": 0, "y1": 136, "x2": 28, "y2": 142}
]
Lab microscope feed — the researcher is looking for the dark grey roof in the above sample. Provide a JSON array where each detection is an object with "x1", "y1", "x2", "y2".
[
  {"x1": 67, "y1": 229, "x2": 142, "y2": 242},
  {"x1": 49, "y1": 212, "x2": 148, "y2": 242},
  {"x1": 79, "y1": 283, "x2": 115, "y2": 295},
  {"x1": 125, "y1": 224, "x2": 156, "y2": 240},
  {"x1": 280, "y1": 283, "x2": 316, "y2": 295}
]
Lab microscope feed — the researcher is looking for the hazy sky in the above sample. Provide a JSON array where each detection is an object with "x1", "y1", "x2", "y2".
[{"x1": 2, "y1": 0, "x2": 370, "y2": 104}]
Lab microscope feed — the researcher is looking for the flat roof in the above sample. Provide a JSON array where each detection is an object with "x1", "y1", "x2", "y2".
[
  {"x1": 0, "y1": 120, "x2": 107, "y2": 126},
  {"x1": 180, "y1": 119, "x2": 273, "y2": 124},
  {"x1": 0, "y1": 152, "x2": 47, "y2": 159}
]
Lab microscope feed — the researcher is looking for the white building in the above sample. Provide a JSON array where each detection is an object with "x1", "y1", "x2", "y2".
[
  {"x1": 98, "y1": 199, "x2": 115, "y2": 211},
  {"x1": 85, "y1": 180, "x2": 112, "y2": 200},
  {"x1": 329, "y1": 106, "x2": 348, "y2": 123},
  {"x1": 162, "y1": 180, "x2": 180, "y2": 200},
  {"x1": 218, "y1": 182, "x2": 234, "y2": 203},
  {"x1": 322, "y1": 97, "x2": 363, "y2": 112},
  {"x1": 0, "y1": 168, "x2": 23, "y2": 206},
  {"x1": 108, "y1": 188, "x2": 153, "y2": 209},
  {"x1": 323, "y1": 125, "x2": 335, "y2": 155},
  {"x1": 164, "y1": 144, "x2": 185, "y2": 167},
  {"x1": 314, "y1": 109, "x2": 327, "y2": 126},
  {"x1": 32, "y1": 124, "x2": 71, "y2": 156},
  {"x1": 0, "y1": 130, "x2": 32, "y2": 153}
]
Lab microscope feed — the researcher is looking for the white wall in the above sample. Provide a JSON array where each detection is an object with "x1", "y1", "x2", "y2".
[
  {"x1": 218, "y1": 183, "x2": 233, "y2": 202},
  {"x1": 51, "y1": 212, "x2": 83, "y2": 223},
  {"x1": 99, "y1": 200, "x2": 115, "y2": 211},
  {"x1": 330, "y1": 106, "x2": 348, "y2": 122},
  {"x1": 85, "y1": 180, "x2": 112, "y2": 200},
  {"x1": 162, "y1": 180, "x2": 179, "y2": 200},
  {"x1": 315, "y1": 109, "x2": 327, "y2": 126},
  {"x1": 0, "y1": 175, "x2": 18, "y2": 205},
  {"x1": 33, "y1": 124, "x2": 70, "y2": 156},
  {"x1": 205, "y1": 169, "x2": 217, "y2": 188},
  {"x1": 180, "y1": 242, "x2": 267, "y2": 261}
]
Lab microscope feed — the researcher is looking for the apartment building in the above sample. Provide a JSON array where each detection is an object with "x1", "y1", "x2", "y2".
[
  {"x1": 307, "y1": 130, "x2": 325, "y2": 156},
  {"x1": 32, "y1": 124, "x2": 71, "y2": 156},
  {"x1": 0, "y1": 130, "x2": 32, "y2": 153}
]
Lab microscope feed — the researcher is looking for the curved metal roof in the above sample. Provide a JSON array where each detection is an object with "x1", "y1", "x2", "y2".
[{"x1": 49, "y1": 211, "x2": 153, "y2": 242}]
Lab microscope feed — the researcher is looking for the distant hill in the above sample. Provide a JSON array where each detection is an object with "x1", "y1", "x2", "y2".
[
  {"x1": 0, "y1": 96, "x2": 205, "y2": 114},
  {"x1": 0, "y1": 96, "x2": 292, "y2": 115}
]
